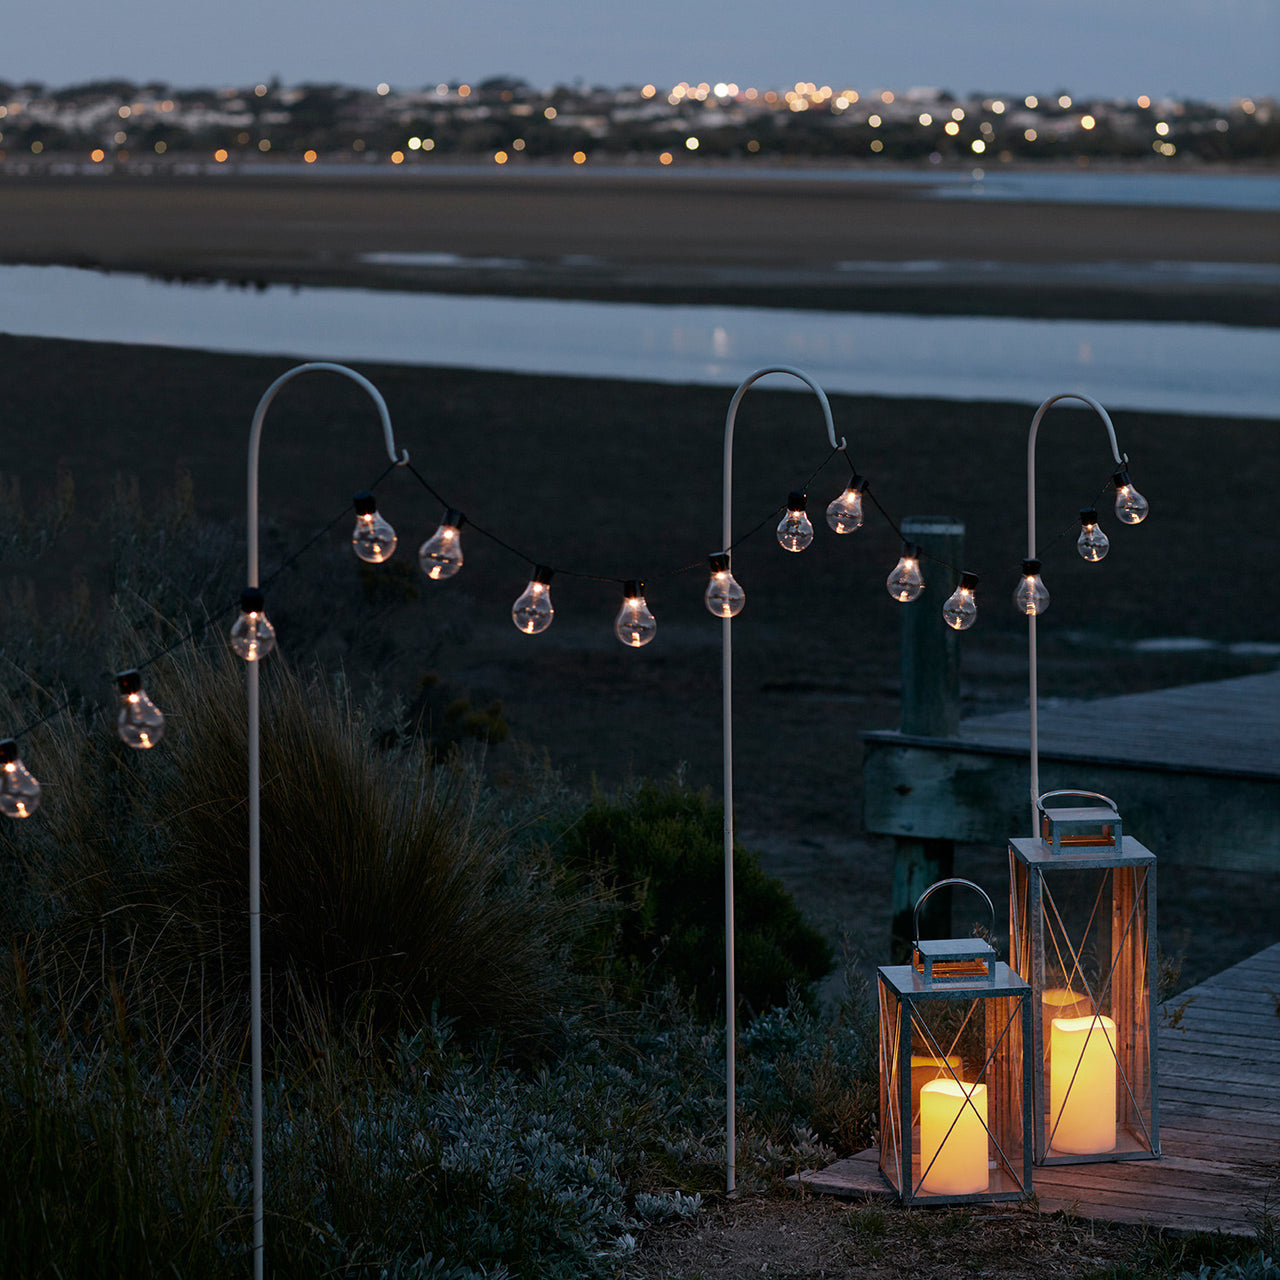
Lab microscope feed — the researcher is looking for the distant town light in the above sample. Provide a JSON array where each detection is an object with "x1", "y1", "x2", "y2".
[
  {"x1": 352, "y1": 139, "x2": 365, "y2": 151},
  {"x1": 304, "y1": 149, "x2": 317, "y2": 163},
  {"x1": 880, "y1": 89, "x2": 894, "y2": 103},
  {"x1": 376, "y1": 83, "x2": 390, "y2": 96},
  {"x1": 114, "y1": 130, "x2": 127, "y2": 144},
  {"x1": 944, "y1": 121, "x2": 959, "y2": 136},
  {"x1": 971, "y1": 139, "x2": 986, "y2": 153},
  {"x1": 746, "y1": 139, "x2": 760, "y2": 152},
  {"x1": 154, "y1": 140, "x2": 167, "y2": 153},
  {"x1": 214, "y1": 149, "x2": 228, "y2": 162},
  {"x1": 991, "y1": 100, "x2": 1006, "y2": 113},
  {"x1": 1155, "y1": 121, "x2": 1170, "y2": 136},
  {"x1": 30, "y1": 140, "x2": 43, "y2": 154},
  {"x1": 1058, "y1": 94, "x2": 1072, "y2": 108},
  {"x1": 458, "y1": 85, "x2": 471, "y2": 97},
  {"x1": 512, "y1": 138, "x2": 525, "y2": 150},
  {"x1": 658, "y1": 150, "x2": 673, "y2": 165},
  {"x1": 951, "y1": 107, "x2": 965, "y2": 121},
  {"x1": 422, "y1": 138, "x2": 435, "y2": 151},
  {"x1": 1137, "y1": 95, "x2": 1151, "y2": 109},
  {"x1": 390, "y1": 150, "x2": 404, "y2": 164},
  {"x1": 1080, "y1": 114, "x2": 1096, "y2": 130},
  {"x1": 1024, "y1": 128, "x2": 1037, "y2": 141},
  {"x1": 642, "y1": 84, "x2": 656, "y2": 98},
  {"x1": 494, "y1": 150, "x2": 508, "y2": 164},
  {"x1": 714, "y1": 82, "x2": 729, "y2": 97},
  {"x1": 408, "y1": 136, "x2": 421, "y2": 149},
  {"x1": 544, "y1": 106, "x2": 557, "y2": 119},
  {"x1": 685, "y1": 136, "x2": 699, "y2": 150},
  {"x1": 744, "y1": 87, "x2": 758, "y2": 100},
  {"x1": 436, "y1": 83, "x2": 448, "y2": 95},
  {"x1": 868, "y1": 114, "x2": 881, "y2": 127},
  {"x1": 1025, "y1": 95, "x2": 1039, "y2": 108},
  {"x1": 870, "y1": 138, "x2": 884, "y2": 152},
  {"x1": 572, "y1": 149, "x2": 587, "y2": 164},
  {"x1": 255, "y1": 84, "x2": 268, "y2": 97},
  {"x1": 1241, "y1": 98, "x2": 1256, "y2": 113},
  {"x1": 118, "y1": 105, "x2": 131, "y2": 118},
  {"x1": 91, "y1": 148, "x2": 105, "y2": 162},
  {"x1": 918, "y1": 112, "x2": 932, "y2": 126}
]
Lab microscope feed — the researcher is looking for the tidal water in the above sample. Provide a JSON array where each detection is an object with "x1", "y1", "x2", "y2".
[{"x1": 2, "y1": 264, "x2": 1277, "y2": 419}]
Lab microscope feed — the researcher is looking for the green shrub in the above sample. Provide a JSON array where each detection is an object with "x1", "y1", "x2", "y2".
[{"x1": 555, "y1": 778, "x2": 834, "y2": 1018}]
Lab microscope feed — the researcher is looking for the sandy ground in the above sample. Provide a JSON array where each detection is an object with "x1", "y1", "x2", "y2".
[{"x1": 2, "y1": 167, "x2": 1278, "y2": 322}]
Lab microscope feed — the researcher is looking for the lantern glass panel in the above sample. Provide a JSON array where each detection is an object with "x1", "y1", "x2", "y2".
[
  {"x1": 1010, "y1": 836, "x2": 1159, "y2": 1163},
  {"x1": 878, "y1": 962, "x2": 1032, "y2": 1204}
]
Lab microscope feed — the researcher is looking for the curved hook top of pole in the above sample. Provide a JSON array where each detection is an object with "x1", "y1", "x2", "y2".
[
  {"x1": 1025, "y1": 391, "x2": 1127, "y2": 560},
  {"x1": 246, "y1": 361, "x2": 409, "y2": 585},
  {"x1": 720, "y1": 365, "x2": 845, "y2": 553}
]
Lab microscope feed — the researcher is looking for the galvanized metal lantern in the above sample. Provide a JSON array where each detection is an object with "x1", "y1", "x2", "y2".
[
  {"x1": 1009, "y1": 791, "x2": 1160, "y2": 1164},
  {"x1": 878, "y1": 879, "x2": 1034, "y2": 1205}
]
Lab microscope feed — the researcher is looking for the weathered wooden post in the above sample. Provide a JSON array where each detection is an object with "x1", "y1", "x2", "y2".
[{"x1": 890, "y1": 516, "x2": 964, "y2": 961}]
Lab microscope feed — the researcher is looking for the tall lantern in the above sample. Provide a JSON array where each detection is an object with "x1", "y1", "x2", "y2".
[
  {"x1": 878, "y1": 879, "x2": 1033, "y2": 1205},
  {"x1": 1009, "y1": 791, "x2": 1159, "y2": 1165}
]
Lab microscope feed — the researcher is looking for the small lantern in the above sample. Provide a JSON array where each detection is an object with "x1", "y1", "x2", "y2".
[
  {"x1": 878, "y1": 879, "x2": 1033, "y2": 1205},
  {"x1": 1010, "y1": 791, "x2": 1159, "y2": 1164}
]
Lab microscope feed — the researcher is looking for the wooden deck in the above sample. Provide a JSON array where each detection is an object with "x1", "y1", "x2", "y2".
[
  {"x1": 794, "y1": 942, "x2": 1280, "y2": 1236},
  {"x1": 863, "y1": 670, "x2": 1280, "y2": 871}
]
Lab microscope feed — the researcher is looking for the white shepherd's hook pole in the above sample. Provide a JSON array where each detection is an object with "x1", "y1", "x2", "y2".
[
  {"x1": 1024, "y1": 392, "x2": 1125, "y2": 835},
  {"x1": 720, "y1": 366, "x2": 845, "y2": 1193},
  {"x1": 243, "y1": 362, "x2": 407, "y2": 1280}
]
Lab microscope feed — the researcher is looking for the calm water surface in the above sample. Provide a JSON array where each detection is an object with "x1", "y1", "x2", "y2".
[{"x1": 2, "y1": 265, "x2": 1276, "y2": 419}]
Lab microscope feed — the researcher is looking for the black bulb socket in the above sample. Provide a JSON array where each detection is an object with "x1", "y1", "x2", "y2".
[
  {"x1": 0, "y1": 739, "x2": 18, "y2": 764},
  {"x1": 353, "y1": 490, "x2": 378, "y2": 516},
  {"x1": 1080, "y1": 508, "x2": 1099, "y2": 526},
  {"x1": 116, "y1": 669, "x2": 143, "y2": 696},
  {"x1": 786, "y1": 491, "x2": 807, "y2": 511},
  {"x1": 240, "y1": 588, "x2": 266, "y2": 614},
  {"x1": 622, "y1": 579, "x2": 645, "y2": 599},
  {"x1": 1112, "y1": 470, "x2": 1131, "y2": 488},
  {"x1": 531, "y1": 565, "x2": 554, "y2": 585},
  {"x1": 903, "y1": 541, "x2": 922, "y2": 559},
  {"x1": 1021, "y1": 558, "x2": 1042, "y2": 576},
  {"x1": 959, "y1": 571, "x2": 980, "y2": 590},
  {"x1": 849, "y1": 471, "x2": 865, "y2": 491},
  {"x1": 443, "y1": 508, "x2": 466, "y2": 529},
  {"x1": 708, "y1": 552, "x2": 730, "y2": 574}
]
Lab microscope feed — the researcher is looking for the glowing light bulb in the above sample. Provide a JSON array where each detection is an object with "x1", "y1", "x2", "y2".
[
  {"x1": 418, "y1": 508, "x2": 466, "y2": 580},
  {"x1": 351, "y1": 490, "x2": 397, "y2": 563},
  {"x1": 116, "y1": 669, "x2": 165, "y2": 749},
  {"x1": 776, "y1": 491, "x2": 814, "y2": 552},
  {"x1": 943, "y1": 571, "x2": 980, "y2": 631},
  {"x1": 1077, "y1": 507, "x2": 1110, "y2": 562},
  {"x1": 614, "y1": 580, "x2": 657, "y2": 647},
  {"x1": 512, "y1": 565, "x2": 554, "y2": 634},
  {"x1": 886, "y1": 542, "x2": 925, "y2": 602},
  {"x1": 704, "y1": 552, "x2": 745, "y2": 618},
  {"x1": 230, "y1": 589, "x2": 277, "y2": 661},
  {"x1": 0, "y1": 739, "x2": 40, "y2": 819},
  {"x1": 826, "y1": 473, "x2": 865, "y2": 534},
  {"x1": 1015, "y1": 558, "x2": 1050, "y2": 616},
  {"x1": 1112, "y1": 470, "x2": 1149, "y2": 525}
]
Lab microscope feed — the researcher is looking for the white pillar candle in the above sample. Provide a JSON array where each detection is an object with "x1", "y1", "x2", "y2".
[
  {"x1": 909, "y1": 1053, "x2": 963, "y2": 1119},
  {"x1": 1049, "y1": 1014, "x2": 1117, "y2": 1154},
  {"x1": 1041, "y1": 988, "x2": 1088, "y2": 1062},
  {"x1": 919, "y1": 1079, "x2": 988, "y2": 1195}
]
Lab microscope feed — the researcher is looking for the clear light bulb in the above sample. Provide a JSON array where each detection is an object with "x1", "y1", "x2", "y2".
[
  {"x1": 1112, "y1": 469, "x2": 1149, "y2": 525},
  {"x1": 886, "y1": 542, "x2": 925, "y2": 602},
  {"x1": 614, "y1": 580, "x2": 657, "y2": 648},
  {"x1": 826, "y1": 473, "x2": 865, "y2": 534},
  {"x1": 351, "y1": 490, "x2": 397, "y2": 563},
  {"x1": 512, "y1": 565, "x2": 555, "y2": 635},
  {"x1": 418, "y1": 508, "x2": 466, "y2": 580},
  {"x1": 942, "y1": 571, "x2": 980, "y2": 631},
  {"x1": 704, "y1": 552, "x2": 745, "y2": 618},
  {"x1": 0, "y1": 739, "x2": 40, "y2": 819},
  {"x1": 116, "y1": 669, "x2": 165, "y2": 749},
  {"x1": 1014, "y1": 558, "x2": 1050, "y2": 616},
  {"x1": 776, "y1": 491, "x2": 814, "y2": 552},
  {"x1": 1077, "y1": 507, "x2": 1110, "y2": 562},
  {"x1": 230, "y1": 588, "x2": 277, "y2": 661}
]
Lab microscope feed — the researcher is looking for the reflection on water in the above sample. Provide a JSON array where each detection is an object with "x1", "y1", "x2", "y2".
[{"x1": 2, "y1": 265, "x2": 1276, "y2": 419}]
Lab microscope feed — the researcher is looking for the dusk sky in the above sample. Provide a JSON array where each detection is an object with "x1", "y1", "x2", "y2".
[{"x1": 6, "y1": 0, "x2": 1277, "y2": 101}]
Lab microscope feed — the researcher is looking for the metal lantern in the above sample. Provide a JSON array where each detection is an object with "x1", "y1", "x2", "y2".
[
  {"x1": 878, "y1": 879, "x2": 1034, "y2": 1205},
  {"x1": 1010, "y1": 791, "x2": 1159, "y2": 1165}
]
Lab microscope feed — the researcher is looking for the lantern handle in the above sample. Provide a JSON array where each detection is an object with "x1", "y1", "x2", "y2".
[
  {"x1": 1037, "y1": 790, "x2": 1119, "y2": 814},
  {"x1": 913, "y1": 878, "x2": 995, "y2": 948}
]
